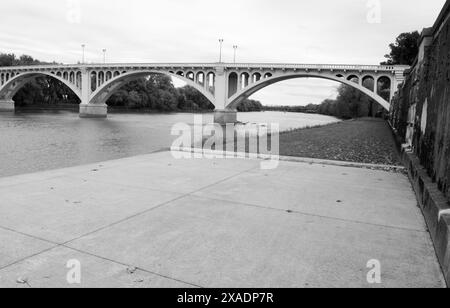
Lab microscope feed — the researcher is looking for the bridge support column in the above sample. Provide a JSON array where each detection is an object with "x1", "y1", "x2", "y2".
[
  {"x1": 0, "y1": 99, "x2": 15, "y2": 112},
  {"x1": 214, "y1": 109, "x2": 237, "y2": 125},
  {"x1": 79, "y1": 104, "x2": 108, "y2": 118},
  {"x1": 78, "y1": 68, "x2": 108, "y2": 118}
]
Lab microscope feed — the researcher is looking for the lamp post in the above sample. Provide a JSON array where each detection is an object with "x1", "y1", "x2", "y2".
[
  {"x1": 219, "y1": 39, "x2": 224, "y2": 63},
  {"x1": 233, "y1": 45, "x2": 238, "y2": 63},
  {"x1": 81, "y1": 44, "x2": 85, "y2": 64},
  {"x1": 102, "y1": 49, "x2": 107, "y2": 64}
]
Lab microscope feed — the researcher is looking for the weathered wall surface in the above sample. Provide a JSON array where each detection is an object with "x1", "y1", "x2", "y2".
[{"x1": 391, "y1": 2, "x2": 450, "y2": 200}]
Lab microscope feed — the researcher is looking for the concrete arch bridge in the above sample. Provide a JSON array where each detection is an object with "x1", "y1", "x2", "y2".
[{"x1": 0, "y1": 63, "x2": 408, "y2": 123}]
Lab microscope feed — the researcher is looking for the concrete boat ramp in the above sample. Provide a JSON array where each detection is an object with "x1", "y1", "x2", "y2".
[{"x1": 0, "y1": 151, "x2": 445, "y2": 288}]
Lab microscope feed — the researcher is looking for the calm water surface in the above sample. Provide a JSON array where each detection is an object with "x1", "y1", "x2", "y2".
[{"x1": 0, "y1": 110, "x2": 339, "y2": 177}]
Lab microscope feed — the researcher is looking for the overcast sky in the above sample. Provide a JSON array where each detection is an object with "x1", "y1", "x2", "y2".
[{"x1": 0, "y1": 0, "x2": 446, "y2": 105}]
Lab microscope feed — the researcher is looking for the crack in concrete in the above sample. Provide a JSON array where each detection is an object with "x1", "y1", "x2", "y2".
[{"x1": 189, "y1": 195, "x2": 429, "y2": 234}]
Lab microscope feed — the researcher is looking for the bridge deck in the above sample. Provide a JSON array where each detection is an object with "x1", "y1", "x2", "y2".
[{"x1": 0, "y1": 63, "x2": 409, "y2": 72}]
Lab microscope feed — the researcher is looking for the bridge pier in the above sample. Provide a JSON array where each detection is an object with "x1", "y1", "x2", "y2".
[
  {"x1": 0, "y1": 99, "x2": 15, "y2": 112},
  {"x1": 214, "y1": 109, "x2": 237, "y2": 125},
  {"x1": 79, "y1": 104, "x2": 108, "y2": 118}
]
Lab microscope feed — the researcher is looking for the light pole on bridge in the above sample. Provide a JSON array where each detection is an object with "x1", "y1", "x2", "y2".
[
  {"x1": 102, "y1": 49, "x2": 107, "y2": 64},
  {"x1": 233, "y1": 45, "x2": 238, "y2": 63},
  {"x1": 218, "y1": 39, "x2": 224, "y2": 63},
  {"x1": 81, "y1": 44, "x2": 86, "y2": 64}
]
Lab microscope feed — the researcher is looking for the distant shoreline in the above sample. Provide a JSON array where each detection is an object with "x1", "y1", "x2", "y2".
[
  {"x1": 15, "y1": 105, "x2": 215, "y2": 114},
  {"x1": 15, "y1": 104, "x2": 323, "y2": 116}
]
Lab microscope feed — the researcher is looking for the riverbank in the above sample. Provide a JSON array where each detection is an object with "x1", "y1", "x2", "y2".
[
  {"x1": 16, "y1": 104, "x2": 79, "y2": 111},
  {"x1": 279, "y1": 118, "x2": 401, "y2": 166},
  {"x1": 15, "y1": 104, "x2": 215, "y2": 114}
]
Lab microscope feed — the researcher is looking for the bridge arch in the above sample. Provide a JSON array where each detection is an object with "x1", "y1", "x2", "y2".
[
  {"x1": 0, "y1": 71, "x2": 82, "y2": 101},
  {"x1": 205, "y1": 72, "x2": 215, "y2": 90},
  {"x1": 240, "y1": 72, "x2": 250, "y2": 89},
  {"x1": 186, "y1": 71, "x2": 195, "y2": 81},
  {"x1": 252, "y1": 72, "x2": 262, "y2": 83},
  {"x1": 226, "y1": 73, "x2": 392, "y2": 111},
  {"x1": 362, "y1": 75, "x2": 375, "y2": 91},
  {"x1": 228, "y1": 72, "x2": 239, "y2": 98},
  {"x1": 347, "y1": 74, "x2": 360, "y2": 84},
  {"x1": 376, "y1": 75, "x2": 392, "y2": 101},
  {"x1": 196, "y1": 71, "x2": 205, "y2": 85},
  {"x1": 89, "y1": 70, "x2": 215, "y2": 106}
]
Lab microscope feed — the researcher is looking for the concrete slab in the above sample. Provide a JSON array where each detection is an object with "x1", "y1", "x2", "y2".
[
  {"x1": 0, "y1": 246, "x2": 194, "y2": 288},
  {"x1": 129, "y1": 151, "x2": 262, "y2": 173},
  {"x1": 67, "y1": 195, "x2": 444, "y2": 288},
  {"x1": 0, "y1": 228, "x2": 55, "y2": 269},
  {"x1": 0, "y1": 175, "x2": 184, "y2": 243},
  {"x1": 66, "y1": 153, "x2": 259, "y2": 194},
  {"x1": 193, "y1": 161, "x2": 425, "y2": 231}
]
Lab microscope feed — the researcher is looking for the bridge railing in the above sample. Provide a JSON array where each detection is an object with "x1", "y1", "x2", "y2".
[
  {"x1": 223, "y1": 63, "x2": 410, "y2": 71},
  {"x1": 0, "y1": 63, "x2": 410, "y2": 72}
]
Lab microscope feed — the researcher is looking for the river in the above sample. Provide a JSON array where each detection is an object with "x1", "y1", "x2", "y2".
[{"x1": 0, "y1": 110, "x2": 340, "y2": 177}]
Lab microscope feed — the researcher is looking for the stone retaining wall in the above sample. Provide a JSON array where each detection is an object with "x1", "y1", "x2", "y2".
[
  {"x1": 390, "y1": 1, "x2": 450, "y2": 286},
  {"x1": 391, "y1": 1, "x2": 450, "y2": 201},
  {"x1": 401, "y1": 150, "x2": 450, "y2": 285}
]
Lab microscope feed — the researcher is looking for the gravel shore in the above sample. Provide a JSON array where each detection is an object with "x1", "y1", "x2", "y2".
[{"x1": 279, "y1": 118, "x2": 401, "y2": 166}]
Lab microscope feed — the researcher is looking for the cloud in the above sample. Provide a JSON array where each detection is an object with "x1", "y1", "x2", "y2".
[{"x1": 0, "y1": 0, "x2": 446, "y2": 105}]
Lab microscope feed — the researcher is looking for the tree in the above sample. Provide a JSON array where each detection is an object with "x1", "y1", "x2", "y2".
[
  {"x1": 176, "y1": 85, "x2": 214, "y2": 111},
  {"x1": 316, "y1": 85, "x2": 375, "y2": 119},
  {"x1": 0, "y1": 53, "x2": 16, "y2": 66},
  {"x1": 382, "y1": 31, "x2": 420, "y2": 65},
  {"x1": 236, "y1": 99, "x2": 263, "y2": 112},
  {"x1": 18, "y1": 55, "x2": 40, "y2": 66},
  {"x1": 0, "y1": 53, "x2": 49, "y2": 67},
  {"x1": 318, "y1": 99, "x2": 337, "y2": 116}
]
